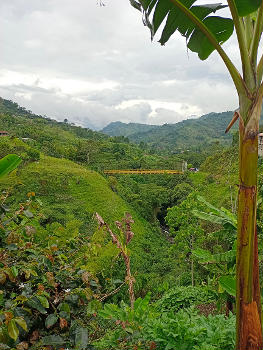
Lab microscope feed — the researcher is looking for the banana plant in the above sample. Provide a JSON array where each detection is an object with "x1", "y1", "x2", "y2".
[
  {"x1": 192, "y1": 196, "x2": 237, "y2": 312},
  {"x1": 0, "y1": 154, "x2": 21, "y2": 178},
  {"x1": 129, "y1": 1, "x2": 263, "y2": 348}
]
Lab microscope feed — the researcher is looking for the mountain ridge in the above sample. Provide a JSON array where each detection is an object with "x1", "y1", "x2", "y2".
[{"x1": 101, "y1": 111, "x2": 237, "y2": 150}]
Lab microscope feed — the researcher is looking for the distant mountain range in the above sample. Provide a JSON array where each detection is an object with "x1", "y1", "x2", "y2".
[
  {"x1": 101, "y1": 111, "x2": 239, "y2": 150},
  {"x1": 1, "y1": 96, "x2": 262, "y2": 152}
]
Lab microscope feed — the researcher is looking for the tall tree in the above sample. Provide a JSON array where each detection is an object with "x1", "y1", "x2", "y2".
[{"x1": 129, "y1": 1, "x2": 263, "y2": 349}]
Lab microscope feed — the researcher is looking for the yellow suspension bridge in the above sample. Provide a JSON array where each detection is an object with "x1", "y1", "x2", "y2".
[
  {"x1": 103, "y1": 161, "x2": 187, "y2": 175},
  {"x1": 104, "y1": 169, "x2": 184, "y2": 175}
]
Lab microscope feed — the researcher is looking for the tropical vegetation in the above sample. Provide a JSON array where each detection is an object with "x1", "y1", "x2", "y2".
[{"x1": 129, "y1": 0, "x2": 263, "y2": 348}]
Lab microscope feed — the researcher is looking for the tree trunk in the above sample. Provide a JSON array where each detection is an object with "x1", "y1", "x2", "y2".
[{"x1": 236, "y1": 96, "x2": 263, "y2": 350}]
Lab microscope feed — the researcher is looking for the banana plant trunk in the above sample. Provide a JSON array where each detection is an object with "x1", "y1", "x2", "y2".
[{"x1": 236, "y1": 94, "x2": 263, "y2": 350}]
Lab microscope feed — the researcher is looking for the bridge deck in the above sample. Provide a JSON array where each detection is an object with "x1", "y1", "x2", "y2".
[{"x1": 104, "y1": 169, "x2": 183, "y2": 175}]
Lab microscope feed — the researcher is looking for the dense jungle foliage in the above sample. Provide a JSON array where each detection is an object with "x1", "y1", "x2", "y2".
[{"x1": 0, "y1": 99, "x2": 263, "y2": 349}]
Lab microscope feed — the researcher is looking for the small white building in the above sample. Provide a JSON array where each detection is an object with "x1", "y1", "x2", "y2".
[{"x1": 259, "y1": 133, "x2": 263, "y2": 157}]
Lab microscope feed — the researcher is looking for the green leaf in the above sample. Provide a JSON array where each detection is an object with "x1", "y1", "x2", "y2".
[
  {"x1": 194, "y1": 196, "x2": 237, "y2": 227},
  {"x1": 192, "y1": 248, "x2": 214, "y2": 262},
  {"x1": 0, "y1": 154, "x2": 21, "y2": 178},
  {"x1": 36, "y1": 295, "x2": 49, "y2": 308},
  {"x1": 23, "y1": 210, "x2": 34, "y2": 218},
  {"x1": 45, "y1": 314, "x2": 58, "y2": 329},
  {"x1": 86, "y1": 300, "x2": 102, "y2": 316},
  {"x1": 0, "y1": 293, "x2": 4, "y2": 306},
  {"x1": 193, "y1": 247, "x2": 236, "y2": 264},
  {"x1": 219, "y1": 276, "x2": 236, "y2": 296},
  {"x1": 7, "y1": 320, "x2": 19, "y2": 341},
  {"x1": 234, "y1": 0, "x2": 262, "y2": 17},
  {"x1": 159, "y1": 3, "x2": 227, "y2": 44},
  {"x1": 134, "y1": 0, "x2": 234, "y2": 60},
  {"x1": 26, "y1": 297, "x2": 47, "y2": 314},
  {"x1": 130, "y1": 0, "x2": 141, "y2": 10},
  {"x1": 75, "y1": 327, "x2": 89, "y2": 350},
  {"x1": 15, "y1": 295, "x2": 28, "y2": 302},
  {"x1": 197, "y1": 195, "x2": 224, "y2": 214},
  {"x1": 113, "y1": 279, "x2": 123, "y2": 284},
  {"x1": 152, "y1": 0, "x2": 174, "y2": 38},
  {"x1": 212, "y1": 250, "x2": 236, "y2": 264},
  {"x1": 141, "y1": 0, "x2": 158, "y2": 16},
  {"x1": 188, "y1": 16, "x2": 234, "y2": 60},
  {"x1": 58, "y1": 302, "x2": 71, "y2": 314},
  {"x1": 11, "y1": 266, "x2": 19, "y2": 278},
  {"x1": 41, "y1": 335, "x2": 65, "y2": 345},
  {"x1": 14, "y1": 317, "x2": 27, "y2": 331},
  {"x1": 192, "y1": 209, "x2": 226, "y2": 225}
]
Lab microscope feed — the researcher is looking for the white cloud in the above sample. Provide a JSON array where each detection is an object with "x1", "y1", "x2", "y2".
[
  {"x1": 15, "y1": 92, "x2": 32, "y2": 100},
  {"x1": 116, "y1": 98, "x2": 202, "y2": 122},
  {"x1": 0, "y1": 0, "x2": 241, "y2": 129}
]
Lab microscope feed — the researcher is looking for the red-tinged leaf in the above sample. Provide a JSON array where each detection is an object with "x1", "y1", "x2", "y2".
[
  {"x1": 0, "y1": 272, "x2": 6, "y2": 284},
  {"x1": 59, "y1": 318, "x2": 68, "y2": 329},
  {"x1": 4, "y1": 311, "x2": 13, "y2": 323},
  {"x1": 16, "y1": 341, "x2": 29, "y2": 350}
]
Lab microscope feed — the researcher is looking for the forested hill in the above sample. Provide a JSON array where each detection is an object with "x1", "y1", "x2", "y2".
[
  {"x1": 101, "y1": 121, "x2": 159, "y2": 137},
  {"x1": 102, "y1": 111, "x2": 237, "y2": 150},
  {"x1": 0, "y1": 97, "x2": 239, "y2": 153},
  {"x1": 0, "y1": 97, "x2": 105, "y2": 141},
  {"x1": 0, "y1": 97, "x2": 184, "y2": 171}
]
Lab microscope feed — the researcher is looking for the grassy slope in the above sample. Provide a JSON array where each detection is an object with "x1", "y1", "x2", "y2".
[{"x1": 0, "y1": 151, "x2": 174, "y2": 292}]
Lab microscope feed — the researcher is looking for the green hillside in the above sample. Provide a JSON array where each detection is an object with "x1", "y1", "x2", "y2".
[
  {"x1": 0, "y1": 99, "x2": 255, "y2": 350},
  {"x1": 102, "y1": 111, "x2": 237, "y2": 151},
  {"x1": 0, "y1": 144, "x2": 175, "y2": 289},
  {"x1": 0, "y1": 98, "x2": 184, "y2": 171}
]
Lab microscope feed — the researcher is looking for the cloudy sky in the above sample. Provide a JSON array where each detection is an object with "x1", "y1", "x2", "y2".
[{"x1": 0, "y1": 0, "x2": 242, "y2": 129}]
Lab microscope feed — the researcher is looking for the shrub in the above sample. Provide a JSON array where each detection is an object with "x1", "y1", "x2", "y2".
[
  {"x1": 0, "y1": 193, "x2": 99, "y2": 349},
  {"x1": 95, "y1": 296, "x2": 235, "y2": 350},
  {"x1": 154, "y1": 286, "x2": 217, "y2": 313}
]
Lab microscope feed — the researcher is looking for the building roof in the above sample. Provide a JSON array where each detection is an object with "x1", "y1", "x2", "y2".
[
  {"x1": 259, "y1": 133, "x2": 263, "y2": 136},
  {"x1": 0, "y1": 131, "x2": 8, "y2": 133}
]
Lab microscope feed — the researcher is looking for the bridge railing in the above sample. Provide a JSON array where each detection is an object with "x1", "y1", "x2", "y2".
[{"x1": 104, "y1": 169, "x2": 183, "y2": 175}]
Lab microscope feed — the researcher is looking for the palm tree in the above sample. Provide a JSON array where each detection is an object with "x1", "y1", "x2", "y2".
[{"x1": 129, "y1": 1, "x2": 263, "y2": 349}]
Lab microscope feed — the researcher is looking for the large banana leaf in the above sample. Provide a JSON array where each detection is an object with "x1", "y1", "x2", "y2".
[
  {"x1": 219, "y1": 275, "x2": 236, "y2": 296},
  {"x1": 192, "y1": 195, "x2": 237, "y2": 228},
  {"x1": 234, "y1": 0, "x2": 262, "y2": 17},
  {"x1": 193, "y1": 247, "x2": 236, "y2": 264},
  {"x1": 130, "y1": 0, "x2": 262, "y2": 60},
  {"x1": 0, "y1": 154, "x2": 22, "y2": 178},
  {"x1": 130, "y1": 0, "x2": 232, "y2": 60}
]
